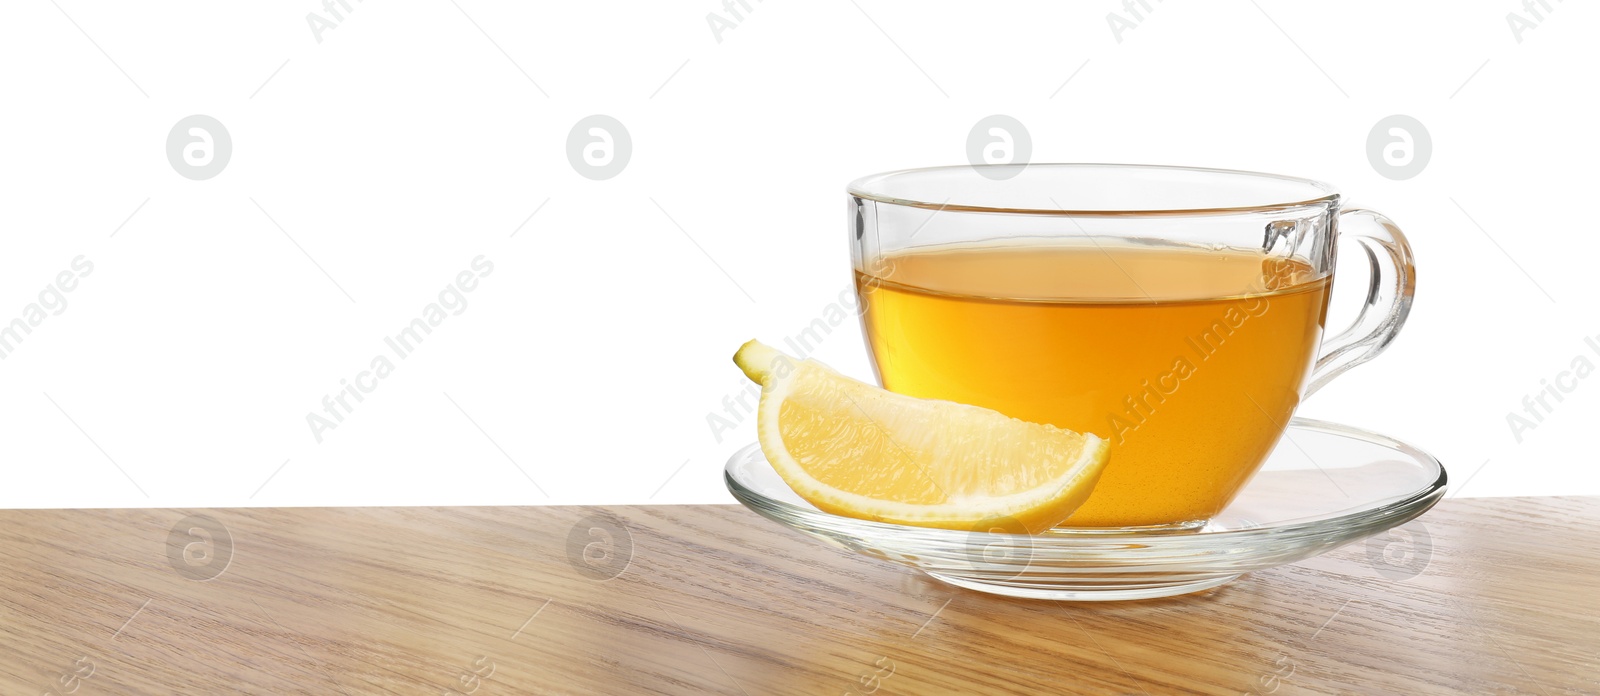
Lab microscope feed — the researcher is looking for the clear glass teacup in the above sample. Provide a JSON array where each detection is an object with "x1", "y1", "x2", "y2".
[{"x1": 849, "y1": 164, "x2": 1414, "y2": 528}]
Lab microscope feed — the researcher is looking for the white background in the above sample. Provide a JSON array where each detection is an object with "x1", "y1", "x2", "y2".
[{"x1": 0, "y1": 0, "x2": 1593, "y2": 509}]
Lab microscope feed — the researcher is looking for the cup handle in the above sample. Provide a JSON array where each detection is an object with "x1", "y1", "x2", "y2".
[{"x1": 1304, "y1": 208, "x2": 1417, "y2": 397}]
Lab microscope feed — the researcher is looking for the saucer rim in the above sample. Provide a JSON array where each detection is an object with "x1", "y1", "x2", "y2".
[{"x1": 724, "y1": 417, "x2": 1447, "y2": 543}]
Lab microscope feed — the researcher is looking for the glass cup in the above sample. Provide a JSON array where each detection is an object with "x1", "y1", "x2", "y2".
[{"x1": 848, "y1": 164, "x2": 1414, "y2": 528}]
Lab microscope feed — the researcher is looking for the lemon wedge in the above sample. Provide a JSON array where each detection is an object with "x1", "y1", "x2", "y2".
[{"x1": 734, "y1": 340, "x2": 1109, "y2": 533}]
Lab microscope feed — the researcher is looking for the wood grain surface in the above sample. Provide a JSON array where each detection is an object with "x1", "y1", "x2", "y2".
[{"x1": 0, "y1": 497, "x2": 1595, "y2": 695}]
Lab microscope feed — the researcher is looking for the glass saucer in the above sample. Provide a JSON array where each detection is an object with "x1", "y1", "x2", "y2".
[{"x1": 725, "y1": 418, "x2": 1446, "y2": 601}]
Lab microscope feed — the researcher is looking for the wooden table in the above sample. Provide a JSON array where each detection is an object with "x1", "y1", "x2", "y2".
[{"x1": 0, "y1": 497, "x2": 1595, "y2": 695}]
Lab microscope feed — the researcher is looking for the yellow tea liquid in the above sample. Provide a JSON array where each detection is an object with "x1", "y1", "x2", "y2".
[{"x1": 856, "y1": 244, "x2": 1331, "y2": 526}]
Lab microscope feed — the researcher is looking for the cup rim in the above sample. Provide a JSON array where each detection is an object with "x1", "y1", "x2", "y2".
[{"x1": 847, "y1": 163, "x2": 1342, "y2": 217}]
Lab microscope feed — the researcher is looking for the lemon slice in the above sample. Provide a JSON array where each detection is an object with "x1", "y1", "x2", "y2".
[{"x1": 734, "y1": 340, "x2": 1109, "y2": 533}]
